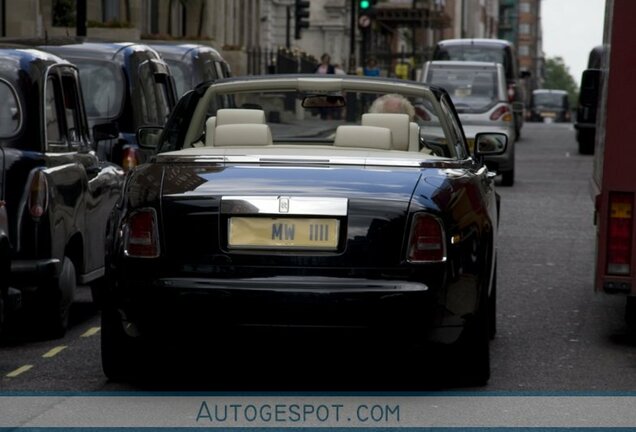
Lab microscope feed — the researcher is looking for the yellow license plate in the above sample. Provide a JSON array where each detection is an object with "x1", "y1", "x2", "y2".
[
  {"x1": 541, "y1": 112, "x2": 556, "y2": 118},
  {"x1": 228, "y1": 217, "x2": 340, "y2": 250}
]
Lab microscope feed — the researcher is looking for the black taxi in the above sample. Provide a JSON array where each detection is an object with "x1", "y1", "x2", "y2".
[
  {"x1": 38, "y1": 41, "x2": 178, "y2": 170},
  {"x1": 0, "y1": 48, "x2": 123, "y2": 337}
]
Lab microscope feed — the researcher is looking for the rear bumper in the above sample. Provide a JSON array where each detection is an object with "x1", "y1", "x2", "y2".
[{"x1": 113, "y1": 275, "x2": 443, "y2": 342}]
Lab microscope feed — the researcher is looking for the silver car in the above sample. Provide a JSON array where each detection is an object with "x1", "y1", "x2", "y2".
[{"x1": 422, "y1": 60, "x2": 517, "y2": 186}]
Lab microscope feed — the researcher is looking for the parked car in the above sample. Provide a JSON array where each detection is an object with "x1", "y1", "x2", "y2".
[
  {"x1": 422, "y1": 60, "x2": 516, "y2": 186},
  {"x1": 147, "y1": 43, "x2": 231, "y2": 98},
  {"x1": 100, "y1": 75, "x2": 506, "y2": 384},
  {"x1": 0, "y1": 48, "x2": 123, "y2": 337},
  {"x1": 528, "y1": 89, "x2": 570, "y2": 123},
  {"x1": 37, "y1": 41, "x2": 178, "y2": 169},
  {"x1": 575, "y1": 45, "x2": 605, "y2": 155},
  {"x1": 433, "y1": 38, "x2": 528, "y2": 138}
]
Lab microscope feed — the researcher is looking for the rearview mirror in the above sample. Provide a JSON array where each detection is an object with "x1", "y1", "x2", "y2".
[
  {"x1": 137, "y1": 126, "x2": 163, "y2": 150},
  {"x1": 302, "y1": 95, "x2": 346, "y2": 108},
  {"x1": 474, "y1": 132, "x2": 508, "y2": 156}
]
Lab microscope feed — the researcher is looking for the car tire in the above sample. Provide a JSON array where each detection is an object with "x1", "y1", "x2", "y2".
[
  {"x1": 450, "y1": 290, "x2": 491, "y2": 386},
  {"x1": 625, "y1": 297, "x2": 636, "y2": 332},
  {"x1": 489, "y1": 263, "x2": 497, "y2": 340},
  {"x1": 501, "y1": 169, "x2": 515, "y2": 187},
  {"x1": 39, "y1": 257, "x2": 76, "y2": 339},
  {"x1": 578, "y1": 132, "x2": 595, "y2": 155},
  {"x1": 89, "y1": 278, "x2": 106, "y2": 309},
  {"x1": 101, "y1": 307, "x2": 143, "y2": 381},
  {"x1": 0, "y1": 242, "x2": 8, "y2": 334}
]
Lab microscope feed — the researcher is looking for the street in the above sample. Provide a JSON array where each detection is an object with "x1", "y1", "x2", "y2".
[{"x1": 1, "y1": 122, "x2": 636, "y2": 392}]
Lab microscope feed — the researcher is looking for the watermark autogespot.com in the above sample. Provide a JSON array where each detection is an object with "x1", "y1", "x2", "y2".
[{"x1": 195, "y1": 401, "x2": 401, "y2": 425}]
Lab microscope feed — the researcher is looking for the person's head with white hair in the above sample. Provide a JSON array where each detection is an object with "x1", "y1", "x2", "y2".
[{"x1": 368, "y1": 93, "x2": 415, "y2": 121}]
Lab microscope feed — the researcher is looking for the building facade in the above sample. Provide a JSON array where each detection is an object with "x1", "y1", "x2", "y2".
[
  {"x1": 498, "y1": 0, "x2": 544, "y2": 102},
  {"x1": 0, "y1": 0, "x2": 540, "y2": 88}
]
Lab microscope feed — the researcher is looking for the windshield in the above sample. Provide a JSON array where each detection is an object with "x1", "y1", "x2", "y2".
[
  {"x1": 168, "y1": 56, "x2": 226, "y2": 97},
  {"x1": 533, "y1": 92, "x2": 566, "y2": 108},
  {"x1": 436, "y1": 45, "x2": 505, "y2": 64},
  {"x1": 161, "y1": 79, "x2": 460, "y2": 159},
  {"x1": 74, "y1": 59, "x2": 125, "y2": 119},
  {"x1": 427, "y1": 67, "x2": 498, "y2": 112}
]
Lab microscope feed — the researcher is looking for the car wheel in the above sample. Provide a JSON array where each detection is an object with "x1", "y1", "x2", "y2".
[
  {"x1": 39, "y1": 257, "x2": 76, "y2": 339},
  {"x1": 501, "y1": 169, "x2": 515, "y2": 187},
  {"x1": 451, "y1": 292, "x2": 491, "y2": 386},
  {"x1": 101, "y1": 307, "x2": 144, "y2": 381},
  {"x1": 0, "y1": 242, "x2": 8, "y2": 334},
  {"x1": 625, "y1": 297, "x2": 636, "y2": 332},
  {"x1": 90, "y1": 278, "x2": 106, "y2": 309},
  {"x1": 489, "y1": 263, "x2": 497, "y2": 340},
  {"x1": 578, "y1": 132, "x2": 595, "y2": 155}
]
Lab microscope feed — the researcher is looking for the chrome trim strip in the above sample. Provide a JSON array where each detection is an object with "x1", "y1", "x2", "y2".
[
  {"x1": 221, "y1": 196, "x2": 348, "y2": 216},
  {"x1": 156, "y1": 154, "x2": 430, "y2": 168},
  {"x1": 156, "y1": 276, "x2": 429, "y2": 293}
]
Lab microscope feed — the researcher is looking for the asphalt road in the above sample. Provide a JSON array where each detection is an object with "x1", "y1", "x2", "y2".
[{"x1": 1, "y1": 122, "x2": 636, "y2": 392}]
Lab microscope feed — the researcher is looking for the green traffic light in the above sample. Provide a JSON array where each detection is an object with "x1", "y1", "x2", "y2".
[{"x1": 360, "y1": 0, "x2": 370, "y2": 9}]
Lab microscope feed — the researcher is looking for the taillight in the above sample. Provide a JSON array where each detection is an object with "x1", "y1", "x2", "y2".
[
  {"x1": 607, "y1": 192, "x2": 633, "y2": 275},
  {"x1": 490, "y1": 105, "x2": 513, "y2": 122},
  {"x1": 122, "y1": 147, "x2": 139, "y2": 171},
  {"x1": 123, "y1": 208, "x2": 160, "y2": 258},
  {"x1": 27, "y1": 170, "x2": 49, "y2": 219},
  {"x1": 407, "y1": 213, "x2": 446, "y2": 263}
]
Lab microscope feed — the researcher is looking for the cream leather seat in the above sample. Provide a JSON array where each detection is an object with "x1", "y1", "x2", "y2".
[
  {"x1": 205, "y1": 109, "x2": 267, "y2": 147},
  {"x1": 333, "y1": 125, "x2": 392, "y2": 150},
  {"x1": 361, "y1": 113, "x2": 420, "y2": 152},
  {"x1": 214, "y1": 123, "x2": 273, "y2": 147}
]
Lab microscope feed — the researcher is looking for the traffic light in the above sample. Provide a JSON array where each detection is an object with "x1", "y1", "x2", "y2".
[
  {"x1": 294, "y1": 0, "x2": 310, "y2": 40},
  {"x1": 358, "y1": 0, "x2": 376, "y2": 13}
]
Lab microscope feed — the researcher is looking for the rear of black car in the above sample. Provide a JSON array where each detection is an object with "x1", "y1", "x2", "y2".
[{"x1": 107, "y1": 162, "x2": 446, "y2": 338}]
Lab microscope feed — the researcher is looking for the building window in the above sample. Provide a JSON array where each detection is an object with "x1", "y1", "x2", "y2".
[
  {"x1": 52, "y1": 0, "x2": 76, "y2": 27},
  {"x1": 520, "y1": 2, "x2": 531, "y2": 13},
  {"x1": 519, "y1": 23, "x2": 530, "y2": 34},
  {"x1": 102, "y1": 0, "x2": 120, "y2": 22},
  {"x1": 144, "y1": 0, "x2": 159, "y2": 34},
  {"x1": 518, "y1": 45, "x2": 530, "y2": 57}
]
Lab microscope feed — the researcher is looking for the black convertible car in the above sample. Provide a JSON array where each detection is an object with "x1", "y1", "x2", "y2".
[{"x1": 101, "y1": 75, "x2": 506, "y2": 384}]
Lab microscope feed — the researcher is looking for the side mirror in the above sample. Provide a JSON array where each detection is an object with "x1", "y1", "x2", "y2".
[
  {"x1": 474, "y1": 132, "x2": 508, "y2": 156},
  {"x1": 93, "y1": 122, "x2": 119, "y2": 142},
  {"x1": 137, "y1": 126, "x2": 163, "y2": 150}
]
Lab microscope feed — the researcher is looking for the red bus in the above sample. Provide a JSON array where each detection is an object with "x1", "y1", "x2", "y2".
[{"x1": 591, "y1": 0, "x2": 636, "y2": 326}]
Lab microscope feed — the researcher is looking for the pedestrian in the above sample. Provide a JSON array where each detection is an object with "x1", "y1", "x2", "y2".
[
  {"x1": 363, "y1": 57, "x2": 381, "y2": 77},
  {"x1": 315, "y1": 53, "x2": 339, "y2": 119},
  {"x1": 315, "y1": 53, "x2": 335, "y2": 75}
]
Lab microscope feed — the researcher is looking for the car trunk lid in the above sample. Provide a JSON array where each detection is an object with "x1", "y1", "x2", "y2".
[{"x1": 159, "y1": 163, "x2": 423, "y2": 271}]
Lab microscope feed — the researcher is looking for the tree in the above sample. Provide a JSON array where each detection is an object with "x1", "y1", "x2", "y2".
[{"x1": 543, "y1": 56, "x2": 579, "y2": 107}]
